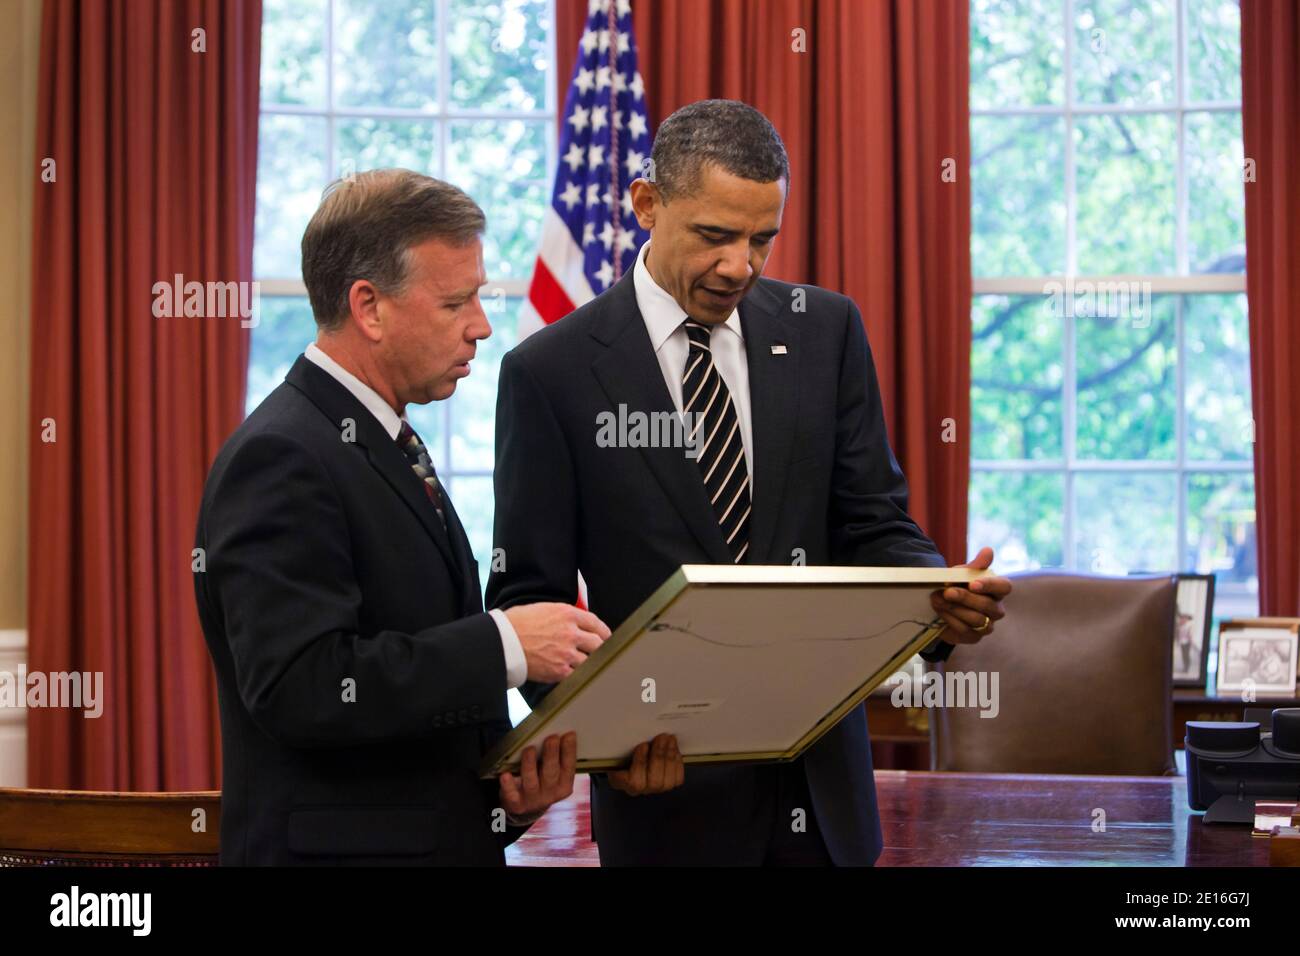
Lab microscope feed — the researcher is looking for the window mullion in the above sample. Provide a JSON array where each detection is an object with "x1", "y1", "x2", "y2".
[
  {"x1": 438, "y1": 0, "x2": 453, "y2": 475},
  {"x1": 1063, "y1": 0, "x2": 1076, "y2": 571},
  {"x1": 1176, "y1": 0, "x2": 1189, "y2": 276},
  {"x1": 325, "y1": 0, "x2": 336, "y2": 179},
  {"x1": 1176, "y1": 294, "x2": 1188, "y2": 570}
]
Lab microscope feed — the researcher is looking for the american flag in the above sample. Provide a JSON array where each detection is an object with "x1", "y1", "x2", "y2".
[{"x1": 517, "y1": 0, "x2": 651, "y2": 337}]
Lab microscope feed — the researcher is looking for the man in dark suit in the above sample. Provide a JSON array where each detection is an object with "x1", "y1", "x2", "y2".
[
  {"x1": 488, "y1": 100, "x2": 1012, "y2": 865},
  {"x1": 195, "y1": 170, "x2": 613, "y2": 865}
]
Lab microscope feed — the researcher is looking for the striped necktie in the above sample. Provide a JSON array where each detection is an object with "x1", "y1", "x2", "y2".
[
  {"x1": 682, "y1": 320, "x2": 751, "y2": 563},
  {"x1": 396, "y1": 420, "x2": 447, "y2": 529}
]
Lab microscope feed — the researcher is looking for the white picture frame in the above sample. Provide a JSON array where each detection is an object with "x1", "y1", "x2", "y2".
[{"x1": 1215, "y1": 618, "x2": 1300, "y2": 696}]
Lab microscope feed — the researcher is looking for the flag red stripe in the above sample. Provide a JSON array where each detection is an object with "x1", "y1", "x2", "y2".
[{"x1": 527, "y1": 256, "x2": 578, "y2": 326}]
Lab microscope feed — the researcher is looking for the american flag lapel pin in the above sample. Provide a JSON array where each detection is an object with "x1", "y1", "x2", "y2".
[{"x1": 770, "y1": 343, "x2": 788, "y2": 355}]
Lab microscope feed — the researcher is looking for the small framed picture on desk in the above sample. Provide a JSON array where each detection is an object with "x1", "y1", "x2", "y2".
[
  {"x1": 1216, "y1": 618, "x2": 1300, "y2": 697},
  {"x1": 1173, "y1": 573, "x2": 1214, "y2": 688}
]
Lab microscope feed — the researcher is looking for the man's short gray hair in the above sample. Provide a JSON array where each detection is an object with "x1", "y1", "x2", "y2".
[
  {"x1": 648, "y1": 99, "x2": 790, "y2": 202},
  {"x1": 301, "y1": 168, "x2": 485, "y2": 331}
]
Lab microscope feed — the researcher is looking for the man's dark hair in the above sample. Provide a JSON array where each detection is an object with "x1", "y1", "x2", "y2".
[{"x1": 648, "y1": 99, "x2": 789, "y2": 202}]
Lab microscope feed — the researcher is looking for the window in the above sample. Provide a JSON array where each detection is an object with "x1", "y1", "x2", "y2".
[
  {"x1": 968, "y1": 0, "x2": 1256, "y2": 621},
  {"x1": 251, "y1": 0, "x2": 556, "y2": 589}
]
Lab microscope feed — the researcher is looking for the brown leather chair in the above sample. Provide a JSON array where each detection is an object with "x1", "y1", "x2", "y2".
[
  {"x1": 0, "y1": 788, "x2": 220, "y2": 866},
  {"x1": 929, "y1": 572, "x2": 1177, "y2": 775}
]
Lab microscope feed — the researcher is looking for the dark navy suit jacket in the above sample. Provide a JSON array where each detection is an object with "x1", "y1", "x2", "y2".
[
  {"x1": 487, "y1": 268, "x2": 951, "y2": 865},
  {"x1": 195, "y1": 356, "x2": 524, "y2": 864}
]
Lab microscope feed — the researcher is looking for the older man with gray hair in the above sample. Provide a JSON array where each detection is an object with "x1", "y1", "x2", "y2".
[{"x1": 194, "y1": 169, "x2": 611, "y2": 865}]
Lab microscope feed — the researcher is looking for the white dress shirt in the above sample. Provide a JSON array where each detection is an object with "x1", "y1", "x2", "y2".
[
  {"x1": 632, "y1": 241, "x2": 754, "y2": 474},
  {"x1": 303, "y1": 343, "x2": 527, "y2": 690}
]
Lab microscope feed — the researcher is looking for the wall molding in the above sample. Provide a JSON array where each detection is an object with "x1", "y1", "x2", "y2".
[
  {"x1": 0, "y1": 628, "x2": 28, "y2": 654},
  {"x1": 0, "y1": 628, "x2": 27, "y2": 786}
]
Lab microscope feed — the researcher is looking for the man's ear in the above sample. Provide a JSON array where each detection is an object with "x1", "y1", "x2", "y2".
[
  {"x1": 628, "y1": 178, "x2": 660, "y2": 232},
  {"x1": 347, "y1": 279, "x2": 383, "y2": 343}
]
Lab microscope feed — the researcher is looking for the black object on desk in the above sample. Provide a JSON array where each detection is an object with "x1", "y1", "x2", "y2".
[{"x1": 1186, "y1": 708, "x2": 1300, "y2": 823}]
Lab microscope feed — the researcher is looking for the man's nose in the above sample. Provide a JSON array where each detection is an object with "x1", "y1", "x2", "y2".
[
  {"x1": 468, "y1": 295, "x2": 492, "y2": 340},
  {"x1": 716, "y1": 241, "x2": 752, "y2": 283}
]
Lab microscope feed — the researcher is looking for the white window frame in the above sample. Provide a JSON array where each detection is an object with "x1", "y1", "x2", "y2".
[
  {"x1": 970, "y1": 0, "x2": 1252, "y2": 600},
  {"x1": 256, "y1": 0, "x2": 557, "y2": 482}
]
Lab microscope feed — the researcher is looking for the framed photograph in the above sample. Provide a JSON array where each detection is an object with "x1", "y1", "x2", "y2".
[
  {"x1": 479, "y1": 564, "x2": 988, "y2": 776},
  {"x1": 1173, "y1": 573, "x2": 1215, "y2": 688},
  {"x1": 1216, "y1": 619, "x2": 1300, "y2": 697}
]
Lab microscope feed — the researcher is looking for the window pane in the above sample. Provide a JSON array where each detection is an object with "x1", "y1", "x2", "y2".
[
  {"x1": 334, "y1": 0, "x2": 439, "y2": 110},
  {"x1": 1073, "y1": 472, "x2": 1177, "y2": 571},
  {"x1": 261, "y1": 0, "x2": 327, "y2": 107},
  {"x1": 447, "y1": 119, "x2": 549, "y2": 278},
  {"x1": 448, "y1": 0, "x2": 550, "y2": 111},
  {"x1": 255, "y1": 114, "x2": 328, "y2": 279},
  {"x1": 1075, "y1": 295, "x2": 1175, "y2": 460},
  {"x1": 971, "y1": 115, "x2": 1066, "y2": 276},
  {"x1": 1186, "y1": 473, "x2": 1256, "y2": 586},
  {"x1": 246, "y1": 296, "x2": 316, "y2": 414},
  {"x1": 968, "y1": 471, "x2": 1065, "y2": 571},
  {"x1": 1186, "y1": 110, "x2": 1246, "y2": 274},
  {"x1": 1073, "y1": 0, "x2": 1175, "y2": 106},
  {"x1": 971, "y1": 294, "x2": 1063, "y2": 460},
  {"x1": 969, "y1": 0, "x2": 1064, "y2": 108},
  {"x1": 335, "y1": 118, "x2": 439, "y2": 177},
  {"x1": 449, "y1": 297, "x2": 522, "y2": 471},
  {"x1": 1074, "y1": 113, "x2": 1177, "y2": 273},
  {"x1": 1184, "y1": 293, "x2": 1252, "y2": 462},
  {"x1": 1186, "y1": 0, "x2": 1241, "y2": 102}
]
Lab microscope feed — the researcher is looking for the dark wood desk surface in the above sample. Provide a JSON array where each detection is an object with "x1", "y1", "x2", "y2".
[{"x1": 506, "y1": 770, "x2": 1271, "y2": 866}]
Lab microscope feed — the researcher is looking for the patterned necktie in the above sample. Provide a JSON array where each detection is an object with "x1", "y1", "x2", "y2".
[
  {"x1": 396, "y1": 420, "x2": 447, "y2": 529},
  {"x1": 682, "y1": 320, "x2": 751, "y2": 563}
]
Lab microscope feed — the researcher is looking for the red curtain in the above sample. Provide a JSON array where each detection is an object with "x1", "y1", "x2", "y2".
[
  {"x1": 1242, "y1": 0, "x2": 1300, "y2": 618},
  {"x1": 558, "y1": 0, "x2": 972, "y2": 563},
  {"x1": 27, "y1": 0, "x2": 261, "y2": 790}
]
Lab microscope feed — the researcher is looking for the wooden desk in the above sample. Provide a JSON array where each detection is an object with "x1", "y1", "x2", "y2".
[{"x1": 505, "y1": 771, "x2": 1270, "y2": 866}]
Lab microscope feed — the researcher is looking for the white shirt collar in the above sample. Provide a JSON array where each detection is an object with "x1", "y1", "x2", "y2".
[
  {"x1": 632, "y1": 240, "x2": 743, "y2": 353},
  {"x1": 304, "y1": 342, "x2": 404, "y2": 441}
]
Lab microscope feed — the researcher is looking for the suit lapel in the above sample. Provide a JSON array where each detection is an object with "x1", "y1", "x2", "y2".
[
  {"x1": 439, "y1": 488, "x2": 482, "y2": 613},
  {"x1": 285, "y1": 356, "x2": 466, "y2": 590},
  {"x1": 740, "y1": 283, "x2": 800, "y2": 566},
  {"x1": 589, "y1": 273, "x2": 734, "y2": 564}
]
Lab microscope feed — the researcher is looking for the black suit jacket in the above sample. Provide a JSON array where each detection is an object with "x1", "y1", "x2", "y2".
[
  {"x1": 194, "y1": 355, "x2": 523, "y2": 865},
  {"x1": 487, "y1": 268, "x2": 952, "y2": 866}
]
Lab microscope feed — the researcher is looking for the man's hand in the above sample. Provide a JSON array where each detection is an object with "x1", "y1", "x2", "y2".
[
  {"x1": 930, "y1": 546, "x2": 1012, "y2": 645},
  {"x1": 498, "y1": 731, "x2": 577, "y2": 825},
  {"x1": 606, "y1": 734, "x2": 685, "y2": 796},
  {"x1": 504, "y1": 603, "x2": 612, "y2": 683}
]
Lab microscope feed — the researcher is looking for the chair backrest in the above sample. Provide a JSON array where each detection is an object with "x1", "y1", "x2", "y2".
[
  {"x1": 930, "y1": 572, "x2": 1176, "y2": 775},
  {"x1": 0, "y1": 788, "x2": 220, "y2": 866}
]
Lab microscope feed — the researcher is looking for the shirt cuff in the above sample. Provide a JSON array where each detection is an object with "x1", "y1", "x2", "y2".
[{"x1": 489, "y1": 608, "x2": 527, "y2": 689}]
